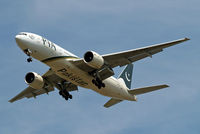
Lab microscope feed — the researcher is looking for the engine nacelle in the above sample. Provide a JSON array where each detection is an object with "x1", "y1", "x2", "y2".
[
  {"x1": 84, "y1": 51, "x2": 104, "y2": 69},
  {"x1": 25, "y1": 72, "x2": 44, "y2": 89}
]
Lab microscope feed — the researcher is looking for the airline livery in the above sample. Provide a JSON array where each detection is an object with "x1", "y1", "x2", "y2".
[{"x1": 9, "y1": 32, "x2": 189, "y2": 107}]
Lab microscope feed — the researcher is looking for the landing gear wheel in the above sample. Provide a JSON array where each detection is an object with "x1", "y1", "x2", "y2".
[
  {"x1": 63, "y1": 89, "x2": 69, "y2": 96},
  {"x1": 64, "y1": 96, "x2": 68, "y2": 101},
  {"x1": 59, "y1": 91, "x2": 62, "y2": 96},
  {"x1": 27, "y1": 57, "x2": 32, "y2": 62},
  {"x1": 92, "y1": 79, "x2": 98, "y2": 86},
  {"x1": 92, "y1": 79, "x2": 105, "y2": 89},
  {"x1": 59, "y1": 89, "x2": 72, "y2": 101},
  {"x1": 69, "y1": 94, "x2": 72, "y2": 99},
  {"x1": 24, "y1": 49, "x2": 33, "y2": 63},
  {"x1": 92, "y1": 79, "x2": 96, "y2": 84},
  {"x1": 98, "y1": 85, "x2": 101, "y2": 89},
  {"x1": 102, "y1": 83, "x2": 105, "y2": 88}
]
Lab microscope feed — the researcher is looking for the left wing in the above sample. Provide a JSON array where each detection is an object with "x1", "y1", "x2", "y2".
[
  {"x1": 103, "y1": 38, "x2": 190, "y2": 68},
  {"x1": 72, "y1": 38, "x2": 189, "y2": 72},
  {"x1": 9, "y1": 69, "x2": 78, "y2": 103}
]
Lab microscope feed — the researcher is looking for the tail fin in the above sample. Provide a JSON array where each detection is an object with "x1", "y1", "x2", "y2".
[{"x1": 118, "y1": 64, "x2": 133, "y2": 89}]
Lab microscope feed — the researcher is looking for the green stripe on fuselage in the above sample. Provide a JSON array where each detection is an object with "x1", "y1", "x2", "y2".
[{"x1": 41, "y1": 56, "x2": 79, "y2": 63}]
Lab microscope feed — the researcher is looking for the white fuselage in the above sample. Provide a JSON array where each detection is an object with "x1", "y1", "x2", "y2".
[{"x1": 15, "y1": 32, "x2": 136, "y2": 101}]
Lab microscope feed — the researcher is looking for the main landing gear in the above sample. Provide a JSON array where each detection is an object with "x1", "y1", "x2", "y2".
[
  {"x1": 89, "y1": 70, "x2": 106, "y2": 89},
  {"x1": 59, "y1": 89, "x2": 72, "y2": 101},
  {"x1": 24, "y1": 49, "x2": 33, "y2": 63},
  {"x1": 92, "y1": 77, "x2": 105, "y2": 89},
  {"x1": 58, "y1": 81, "x2": 73, "y2": 101},
  {"x1": 89, "y1": 65, "x2": 114, "y2": 89}
]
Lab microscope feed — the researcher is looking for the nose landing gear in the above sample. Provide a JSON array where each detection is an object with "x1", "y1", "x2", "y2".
[
  {"x1": 24, "y1": 49, "x2": 33, "y2": 63},
  {"x1": 27, "y1": 57, "x2": 32, "y2": 62}
]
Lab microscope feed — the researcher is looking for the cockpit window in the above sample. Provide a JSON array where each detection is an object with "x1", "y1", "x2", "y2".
[{"x1": 19, "y1": 33, "x2": 27, "y2": 36}]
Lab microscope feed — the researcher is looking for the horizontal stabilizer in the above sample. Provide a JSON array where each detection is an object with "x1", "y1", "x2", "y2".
[
  {"x1": 128, "y1": 85, "x2": 169, "y2": 95},
  {"x1": 104, "y1": 98, "x2": 122, "y2": 108}
]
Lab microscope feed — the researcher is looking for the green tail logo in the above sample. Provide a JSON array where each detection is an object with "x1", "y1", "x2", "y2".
[{"x1": 118, "y1": 64, "x2": 133, "y2": 89}]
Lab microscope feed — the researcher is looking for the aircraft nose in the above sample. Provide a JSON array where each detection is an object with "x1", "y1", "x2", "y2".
[
  {"x1": 15, "y1": 34, "x2": 28, "y2": 50},
  {"x1": 15, "y1": 35, "x2": 22, "y2": 42}
]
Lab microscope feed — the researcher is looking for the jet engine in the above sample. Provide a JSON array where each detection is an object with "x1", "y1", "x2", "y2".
[
  {"x1": 84, "y1": 51, "x2": 104, "y2": 69},
  {"x1": 25, "y1": 72, "x2": 45, "y2": 89}
]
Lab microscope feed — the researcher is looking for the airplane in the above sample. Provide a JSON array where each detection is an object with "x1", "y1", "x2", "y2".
[{"x1": 9, "y1": 32, "x2": 190, "y2": 108}]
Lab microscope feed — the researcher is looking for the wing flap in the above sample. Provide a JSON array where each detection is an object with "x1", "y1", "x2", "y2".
[
  {"x1": 104, "y1": 98, "x2": 122, "y2": 108},
  {"x1": 128, "y1": 48, "x2": 163, "y2": 63},
  {"x1": 128, "y1": 85, "x2": 169, "y2": 95}
]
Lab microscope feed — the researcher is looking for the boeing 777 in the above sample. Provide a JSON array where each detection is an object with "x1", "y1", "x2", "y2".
[{"x1": 9, "y1": 32, "x2": 189, "y2": 108}]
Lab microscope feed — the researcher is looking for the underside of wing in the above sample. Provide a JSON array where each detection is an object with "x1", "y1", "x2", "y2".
[
  {"x1": 9, "y1": 86, "x2": 53, "y2": 103},
  {"x1": 43, "y1": 69, "x2": 78, "y2": 92},
  {"x1": 9, "y1": 69, "x2": 78, "y2": 103},
  {"x1": 71, "y1": 59, "x2": 115, "y2": 81},
  {"x1": 70, "y1": 59, "x2": 94, "y2": 73},
  {"x1": 9, "y1": 87, "x2": 29, "y2": 102}
]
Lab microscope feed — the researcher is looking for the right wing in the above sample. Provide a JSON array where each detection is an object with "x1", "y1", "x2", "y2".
[
  {"x1": 104, "y1": 98, "x2": 122, "y2": 108},
  {"x1": 9, "y1": 69, "x2": 78, "y2": 103}
]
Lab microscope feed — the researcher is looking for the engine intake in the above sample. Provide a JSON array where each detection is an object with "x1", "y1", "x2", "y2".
[
  {"x1": 25, "y1": 72, "x2": 44, "y2": 89},
  {"x1": 84, "y1": 51, "x2": 94, "y2": 62},
  {"x1": 84, "y1": 51, "x2": 104, "y2": 69}
]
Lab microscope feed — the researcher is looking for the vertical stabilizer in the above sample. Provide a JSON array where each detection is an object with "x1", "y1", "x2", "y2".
[{"x1": 118, "y1": 64, "x2": 133, "y2": 89}]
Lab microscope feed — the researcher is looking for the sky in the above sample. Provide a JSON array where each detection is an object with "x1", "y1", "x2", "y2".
[{"x1": 0, "y1": 0, "x2": 200, "y2": 134}]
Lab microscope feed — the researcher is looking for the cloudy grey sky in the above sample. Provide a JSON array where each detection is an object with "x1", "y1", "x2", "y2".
[{"x1": 0, "y1": 0, "x2": 199, "y2": 134}]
